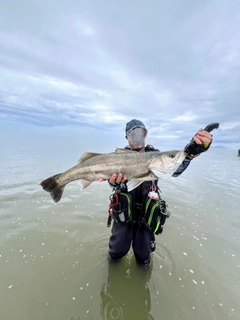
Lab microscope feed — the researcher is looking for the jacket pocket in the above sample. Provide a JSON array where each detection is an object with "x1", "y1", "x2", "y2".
[
  {"x1": 112, "y1": 192, "x2": 132, "y2": 224},
  {"x1": 144, "y1": 198, "x2": 170, "y2": 234}
]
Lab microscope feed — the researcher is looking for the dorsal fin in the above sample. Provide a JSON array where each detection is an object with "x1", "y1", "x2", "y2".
[
  {"x1": 115, "y1": 148, "x2": 136, "y2": 154},
  {"x1": 78, "y1": 152, "x2": 102, "y2": 163}
]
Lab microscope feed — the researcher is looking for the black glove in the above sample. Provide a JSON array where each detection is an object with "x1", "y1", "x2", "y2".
[
  {"x1": 184, "y1": 140, "x2": 212, "y2": 159},
  {"x1": 184, "y1": 122, "x2": 219, "y2": 160}
]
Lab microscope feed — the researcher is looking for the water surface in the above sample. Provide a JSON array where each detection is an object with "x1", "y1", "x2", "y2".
[{"x1": 0, "y1": 132, "x2": 239, "y2": 320}]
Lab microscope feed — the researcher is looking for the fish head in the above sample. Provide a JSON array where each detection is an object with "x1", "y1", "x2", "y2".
[{"x1": 149, "y1": 150, "x2": 186, "y2": 179}]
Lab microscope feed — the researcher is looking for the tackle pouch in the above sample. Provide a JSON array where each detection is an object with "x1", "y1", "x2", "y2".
[
  {"x1": 144, "y1": 198, "x2": 170, "y2": 234},
  {"x1": 112, "y1": 192, "x2": 132, "y2": 224}
]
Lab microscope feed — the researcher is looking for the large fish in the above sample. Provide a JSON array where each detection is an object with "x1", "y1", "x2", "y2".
[{"x1": 40, "y1": 148, "x2": 186, "y2": 203}]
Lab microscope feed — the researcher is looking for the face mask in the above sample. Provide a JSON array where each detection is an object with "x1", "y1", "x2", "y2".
[{"x1": 127, "y1": 127, "x2": 146, "y2": 148}]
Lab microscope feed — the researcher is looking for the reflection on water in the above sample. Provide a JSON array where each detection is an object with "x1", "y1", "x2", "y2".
[{"x1": 100, "y1": 257, "x2": 154, "y2": 320}]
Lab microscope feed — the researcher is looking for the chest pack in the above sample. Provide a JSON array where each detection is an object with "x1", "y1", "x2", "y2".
[
  {"x1": 107, "y1": 191, "x2": 132, "y2": 225},
  {"x1": 107, "y1": 183, "x2": 170, "y2": 234},
  {"x1": 143, "y1": 197, "x2": 170, "y2": 234}
]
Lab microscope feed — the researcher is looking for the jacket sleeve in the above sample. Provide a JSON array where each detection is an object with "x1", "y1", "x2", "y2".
[{"x1": 172, "y1": 158, "x2": 191, "y2": 177}]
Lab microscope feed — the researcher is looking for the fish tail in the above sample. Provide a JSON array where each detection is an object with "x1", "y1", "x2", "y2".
[{"x1": 40, "y1": 174, "x2": 64, "y2": 203}]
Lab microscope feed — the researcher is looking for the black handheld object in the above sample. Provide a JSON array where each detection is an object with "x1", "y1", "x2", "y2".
[
  {"x1": 202, "y1": 122, "x2": 220, "y2": 132},
  {"x1": 184, "y1": 122, "x2": 220, "y2": 159}
]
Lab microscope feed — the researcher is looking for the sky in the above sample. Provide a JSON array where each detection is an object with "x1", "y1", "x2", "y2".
[{"x1": 0, "y1": 0, "x2": 239, "y2": 151}]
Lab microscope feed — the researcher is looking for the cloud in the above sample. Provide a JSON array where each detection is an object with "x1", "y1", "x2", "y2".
[{"x1": 0, "y1": 0, "x2": 239, "y2": 150}]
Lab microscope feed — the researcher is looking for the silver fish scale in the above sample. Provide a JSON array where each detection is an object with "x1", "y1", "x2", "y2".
[
  {"x1": 58, "y1": 150, "x2": 183, "y2": 185},
  {"x1": 40, "y1": 149, "x2": 185, "y2": 202}
]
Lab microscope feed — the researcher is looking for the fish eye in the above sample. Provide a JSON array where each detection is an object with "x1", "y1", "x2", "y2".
[{"x1": 169, "y1": 152, "x2": 176, "y2": 158}]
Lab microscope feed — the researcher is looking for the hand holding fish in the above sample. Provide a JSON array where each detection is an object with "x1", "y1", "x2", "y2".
[{"x1": 99, "y1": 173, "x2": 127, "y2": 184}]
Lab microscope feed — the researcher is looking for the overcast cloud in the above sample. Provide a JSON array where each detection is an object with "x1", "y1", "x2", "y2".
[{"x1": 0, "y1": 0, "x2": 239, "y2": 150}]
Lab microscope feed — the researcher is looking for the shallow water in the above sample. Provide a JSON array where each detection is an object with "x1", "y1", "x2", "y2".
[{"x1": 0, "y1": 132, "x2": 240, "y2": 320}]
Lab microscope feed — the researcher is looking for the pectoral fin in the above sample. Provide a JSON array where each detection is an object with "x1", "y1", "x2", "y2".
[
  {"x1": 127, "y1": 179, "x2": 144, "y2": 191},
  {"x1": 127, "y1": 172, "x2": 159, "y2": 191},
  {"x1": 78, "y1": 152, "x2": 102, "y2": 163},
  {"x1": 79, "y1": 179, "x2": 92, "y2": 189}
]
